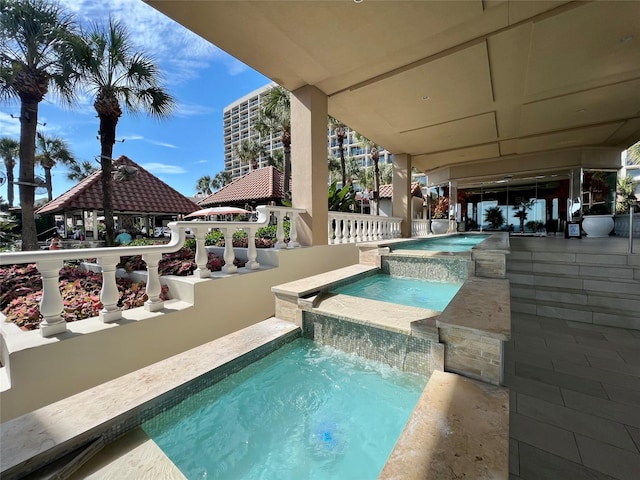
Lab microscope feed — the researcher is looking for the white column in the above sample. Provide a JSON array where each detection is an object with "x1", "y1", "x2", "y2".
[
  {"x1": 244, "y1": 226, "x2": 260, "y2": 270},
  {"x1": 392, "y1": 153, "x2": 412, "y2": 238},
  {"x1": 222, "y1": 227, "x2": 237, "y2": 274},
  {"x1": 287, "y1": 211, "x2": 300, "y2": 248},
  {"x1": 192, "y1": 227, "x2": 211, "y2": 278},
  {"x1": 291, "y1": 85, "x2": 328, "y2": 246},
  {"x1": 274, "y1": 210, "x2": 286, "y2": 249},
  {"x1": 142, "y1": 252, "x2": 163, "y2": 312},
  {"x1": 36, "y1": 258, "x2": 67, "y2": 336},
  {"x1": 99, "y1": 255, "x2": 122, "y2": 322}
]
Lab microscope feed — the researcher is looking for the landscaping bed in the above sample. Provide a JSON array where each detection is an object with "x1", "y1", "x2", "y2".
[{"x1": 0, "y1": 247, "x2": 244, "y2": 331}]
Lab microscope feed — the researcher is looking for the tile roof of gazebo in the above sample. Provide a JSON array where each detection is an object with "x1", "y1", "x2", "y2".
[
  {"x1": 378, "y1": 182, "x2": 424, "y2": 199},
  {"x1": 198, "y1": 166, "x2": 284, "y2": 206},
  {"x1": 36, "y1": 156, "x2": 199, "y2": 216}
]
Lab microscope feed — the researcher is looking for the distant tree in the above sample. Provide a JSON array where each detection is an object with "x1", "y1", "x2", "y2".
[
  {"x1": 66, "y1": 160, "x2": 97, "y2": 182},
  {"x1": 257, "y1": 86, "x2": 291, "y2": 193},
  {"x1": 211, "y1": 170, "x2": 232, "y2": 190},
  {"x1": 267, "y1": 149, "x2": 284, "y2": 171},
  {"x1": 0, "y1": 0, "x2": 80, "y2": 250},
  {"x1": 329, "y1": 116, "x2": 348, "y2": 187},
  {"x1": 35, "y1": 132, "x2": 76, "y2": 201},
  {"x1": 196, "y1": 175, "x2": 213, "y2": 196},
  {"x1": 72, "y1": 17, "x2": 175, "y2": 246},
  {"x1": 233, "y1": 138, "x2": 265, "y2": 172},
  {"x1": 354, "y1": 133, "x2": 381, "y2": 215},
  {"x1": 616, "y1": 174, "x2": 637, "y2": 214},
  {"x1": 0, "y1": 137, "x2": 19, "y2": 207}
]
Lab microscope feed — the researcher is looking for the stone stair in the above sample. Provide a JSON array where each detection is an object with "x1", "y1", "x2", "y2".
[{"x1": 506, "y1": 243, "x2": 640, "y2": 330}]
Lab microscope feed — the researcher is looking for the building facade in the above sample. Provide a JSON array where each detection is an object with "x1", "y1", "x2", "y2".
[{"x1": 223, "y1": 83, "x2": 392, "y2": 182}]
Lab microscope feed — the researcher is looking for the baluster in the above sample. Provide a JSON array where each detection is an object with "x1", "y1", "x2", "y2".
[
  {"x1": 348, "y1": 218, "x2": 356, "y2": 243},
  {"x1": 222, "y1": 227, "x2": 238, "y2": 274},
  {"x1": 287, "y1": 212, "x2": 300, "y2": 248},
  {"x1": 245, "y1": 226, "x2": 260, "y2": 269},
  {"x1": 142, "y1": 252, "x2": 164, "y2": 312},
  {"x1": 328, "y1": 217, "x2": 335, "y2": 245},
  {"x1": 99, "y1": 255, "x2": 122, "y2": 322},
  {"x1": 336, "y1": 216, "x2": 342, "y2": 244},
  {"x1": 193, "y1": 228, "x2": 211, "y2": 278},
  {"x1": 36, "y1": 258, "x2": 67, "y2": 336},
  {"x1": 274, "y1": 211, "x2": 286, "y2": 249}
]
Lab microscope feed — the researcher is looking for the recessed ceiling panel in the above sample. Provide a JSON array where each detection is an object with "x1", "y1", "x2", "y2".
[
  {"x1": 525, "y1": 1, "x2": 640, "y2": 97},
  {"x1": 413, "y1": 144, "x2": 501, "y2": 172},
  {"x1": 331, "y1": 42, "x2": 494, "y2": 136},
  {"x1": 512, "y1": 123, "x2": 624, "y2": 155},
  {"x1": 519, "y1": 79, "x2": 640, "y2": 136}
]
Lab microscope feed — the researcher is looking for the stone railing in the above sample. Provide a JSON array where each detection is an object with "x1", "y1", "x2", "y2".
[
  {"x1": 0, "y1": 206, "x2": 304, "y2": 337},
  {"x1": 328, "y1": 212, "x2": 402, "y2": 244}
]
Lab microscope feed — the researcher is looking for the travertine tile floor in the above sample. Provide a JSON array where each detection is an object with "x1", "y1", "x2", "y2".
[{"x1": 506, "y1": 311, "x2": 640, "y2": 480}]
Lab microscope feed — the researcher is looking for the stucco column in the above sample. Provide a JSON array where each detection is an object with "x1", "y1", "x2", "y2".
[
  {"x1": 291, "y1": 85, "x2": 328, "y2": 246},
  {"x1": 392, "y1": 153, "x2": 412, "y2": 238}
]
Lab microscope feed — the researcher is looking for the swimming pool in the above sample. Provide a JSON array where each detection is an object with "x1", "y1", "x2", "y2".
[
  {"x1": 142, "y1": 338, "x2": 426, "y2": 480},
  {"x1": 331, "y1": 273, "x2": 462, "y2": 311},
  {"x1": 393, "y1": 234, "x2": 490, "y2": 252}
]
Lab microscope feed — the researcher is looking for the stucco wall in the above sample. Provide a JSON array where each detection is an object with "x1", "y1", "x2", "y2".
[{"x1": 0, "y1": 244, "x2": 358, "y2": 422}]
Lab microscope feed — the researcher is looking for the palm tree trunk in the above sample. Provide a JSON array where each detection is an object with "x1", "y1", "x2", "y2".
[
  {"x1": 339, "y1": 138, "x2": 346, "y2": 187},
  {"x1": 374, "y1": 158, "x2": 380, "y2": 216},
  {"x1": 99, "y1": 117, "x2": 117, "y2": 247},
  {"x1": 44, "y1": 167, "x2": 53, "y2": 202},
  {"x1": 7, "y1": 168, "x2": 14, "y2": 208},
  {"x1": 19, "y1": 99, "x2": 39, "y2": 251}
]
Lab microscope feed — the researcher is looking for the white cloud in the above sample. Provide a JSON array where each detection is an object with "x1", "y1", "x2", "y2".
[
  {"x1": 147, "y1": 140, "x2": 178, "y2": 149},
  {"x1": 58, "y1": 0, "x2": 239, "y2": 85},
  {"x1": 174, "y1": 102, "x2": 216, "y2": 118},
  {"x1": 121, "y1": 135, "x2": 144, "y2": 141},
  {"x1": 141, "y1": 163, "x2": 186, "y2": 174}
]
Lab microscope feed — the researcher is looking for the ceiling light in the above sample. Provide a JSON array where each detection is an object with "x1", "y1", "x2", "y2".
[
  {"x1": 618, "y1": 35, "x2": 633, "y2": 44},
  {"x1": 576, "y1": 108, "x2": 587, "y2": 113},
  {"x1": 422, "y1": 95, "x2": 430, "y2": 100},
  {"x1": 354, "y1": 0, "x2": 364, "y2": 3}
]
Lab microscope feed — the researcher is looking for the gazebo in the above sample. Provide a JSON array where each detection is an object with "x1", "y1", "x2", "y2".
[
  {"x1": 198, "y1": 166, "x2": 285, "y2": 210},
  {"x1": 36, "y1": 156, "x2": 199, "y2": 240}
]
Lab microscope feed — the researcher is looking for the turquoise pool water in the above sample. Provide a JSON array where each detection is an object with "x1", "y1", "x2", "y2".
[
  {"x1": 332, "y1": 274, "x2": 462, "y2": 311},
  {"x1": 395, "y1": 234, "x2": 490, "y2": 252},
  {"x1": 142, "y1": 338, "x2": 426, "y2": 480}
]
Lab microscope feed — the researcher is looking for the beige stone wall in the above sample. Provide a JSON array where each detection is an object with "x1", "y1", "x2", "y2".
[{"x1": 439, "y1": 325, "x2": 503, "y2": 385}]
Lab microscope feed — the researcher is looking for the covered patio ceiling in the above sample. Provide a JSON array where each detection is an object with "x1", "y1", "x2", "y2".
[{"x1": 145, "y1": 0, "x2": 640, "y2": 174}]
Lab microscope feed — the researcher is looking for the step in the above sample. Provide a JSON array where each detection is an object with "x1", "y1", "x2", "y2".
[
  {"x1": 510, "y1": 298, "x2": 640, "y2": 330},
  {"x1": 506, "y1": 271, "x2": 639, "y2": 296}
]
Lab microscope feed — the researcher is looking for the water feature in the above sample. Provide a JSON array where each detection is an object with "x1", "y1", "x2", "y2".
[
  {"x1": 330, "y1": 273, "x2": 461, "y2": 311},
  {"x1": 142, "y1": 338, "x2": 426, "y2": 480},
  {"x1": 392, "y1": 233, "x2": 490, "y2": 252}
]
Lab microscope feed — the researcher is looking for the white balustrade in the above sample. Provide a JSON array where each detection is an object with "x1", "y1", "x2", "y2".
[
  {"x1": 412, "y1": 219, "x2": 431, "y2": 237},
  {"x1": 328, "y1": 212, "x2": 402, "y2": 244},
  {"x1": 0, "y1": 205, "x2": 305, "y2": 337}
]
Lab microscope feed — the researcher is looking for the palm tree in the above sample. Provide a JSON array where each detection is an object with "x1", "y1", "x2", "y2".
[
  {"x1": 35, "y1": 132, "x2": 76, "y2": 201},
  {"x1": 195, "y1": 175, "x2": 213, "y2": 196},
  {"x1": 256, "y1": 86, "x2": 291, "y2": 193},
  {"x1": 72, "y1": 18, "x2": 174, "y2": 246},
  {"x1": 355, "y1": 133, "x2": 382, "y2": 215},
  {"x1": 233, "y1": 138, "x2": 265, "y2": 172},
  {"x1": 66, "y1": 160, "x2": 97, "y2": 182},
  {"x1": 329, "y1": 116, "x2": 348, "y2": 187},
  {"x1": 0, "y1": 137, "x2": 19, "y2": 208},
  {"x1": 0, "y1": 0, "x2": 79, "y2": 250},
  {"x1": 267, "y1": 149, "x2": 284, "y2": 171},
  {"x1": 211, "y1": 170, "x2": 232, "y2": 190}
]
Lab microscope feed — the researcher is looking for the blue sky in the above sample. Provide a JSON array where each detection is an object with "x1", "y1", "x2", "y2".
[{"x1": 0, "y1": 0, "x2": 271, "y2": 201}]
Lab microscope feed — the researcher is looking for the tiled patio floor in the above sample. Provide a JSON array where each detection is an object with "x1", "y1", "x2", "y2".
[{"x1": 506, "y1": 311, "x2": 640, "y2": 480}]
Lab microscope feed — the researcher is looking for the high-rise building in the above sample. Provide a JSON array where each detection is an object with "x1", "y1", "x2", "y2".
[{"x1": 223, "y1": 83, "x2": 392, "y2": 183}]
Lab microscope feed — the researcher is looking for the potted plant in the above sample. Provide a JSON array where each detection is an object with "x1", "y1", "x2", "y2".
[
  {"x1": 431, "y1": 196, "x2": 450, "y2": 234},
  {"x1": 582, "y1": 204, "x2": 614, "y2": 237},
  {"x1": 484, "y1": 206, "x2": 505, "y2": 230}
]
